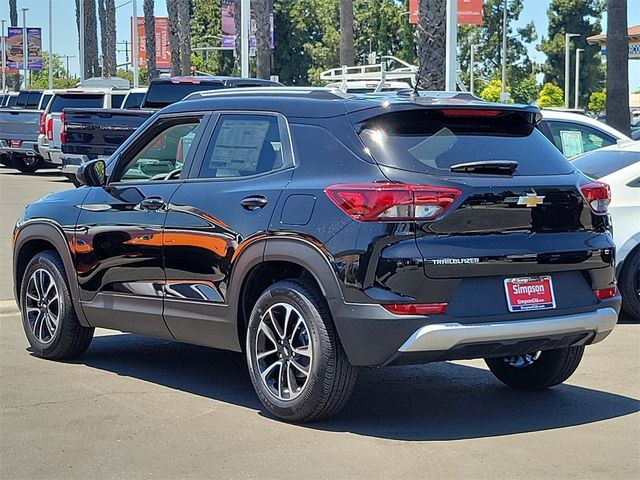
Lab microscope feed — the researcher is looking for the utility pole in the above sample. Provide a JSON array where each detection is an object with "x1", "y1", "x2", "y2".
[
  {"x1": 117, "y1": 41, "x2": 130, "y2": 71},
  {"x1": 1, "y1": 19, "x2": 6, "y2": 92},
  {"x1": 79, "y1": 0, "x2": 85, "y2": 83},
  {"x1": 240, "y1": 0, "x2": 250, "y2": 77},
  {"x1": 564, "y1": 33, "x2": 579, "y2": 108},
  {"x1": 500, "y1": 0, "x2": 509, "y2": 102},
  {"x1": 48, "y1": 0, "x2": 53, "y2": 89},
  {"x1": 60, "y1": 55, "x2": 75, "y2": 77},
  {"x1": 445, "y1": 0, "x2": 458, "y2": 91},
  {"x1": 574, "y1": 48, "x2": 584, "y2": 109},
  {"x1": 21, "y1": 8, "x2": 29, "y2": 89},
  {"x1": 132, "y1": 0, "x2": 139, "y2": 88},
  {"x1": 470, "y1": 45, "x2": 476, "y2": 95}
]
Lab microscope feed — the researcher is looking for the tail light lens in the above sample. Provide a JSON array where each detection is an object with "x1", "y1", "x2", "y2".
[
  {"x1": 39, "y1": 113, "x2": 46, "y2": 135},
  {"x1": 593, "y1": 287, "x2": 616, "y2": 300},
  {"x1": 60, "y1": 113, "x2": 66, "y2": 144},
  {"x1": 383, "y1": 303, "x2": 448, "y2": 315},
  {"x1": 46, "y1": 117, "x2": 53, "y2": 141},
  {"x1": 325, "y1": 183, "x2": 461, "y2": 222},
  {"x1": 580, "y1": 181, "x2": 611, "y2": 214}
]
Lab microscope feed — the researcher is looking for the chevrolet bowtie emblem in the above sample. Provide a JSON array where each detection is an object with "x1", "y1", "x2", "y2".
[{"x1": 517, "y1": 193, "x2": 545, "y2": 207}]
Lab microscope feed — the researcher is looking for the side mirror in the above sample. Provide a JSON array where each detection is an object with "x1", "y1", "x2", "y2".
[{"x1": 76, "y1": 159, "x2": 107, "y2": 187}]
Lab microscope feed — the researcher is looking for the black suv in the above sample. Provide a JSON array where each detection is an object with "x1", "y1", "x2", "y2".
[{"x1": 13, "y1": 89, "x2": 620, "y2": 422}]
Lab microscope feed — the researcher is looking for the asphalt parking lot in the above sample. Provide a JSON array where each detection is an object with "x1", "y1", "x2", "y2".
[{"x1": 0, "y1": 166, "x2": 639, "y2": 479}]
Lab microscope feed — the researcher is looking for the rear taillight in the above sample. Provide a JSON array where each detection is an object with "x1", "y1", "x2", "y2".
[
  {"x1": 383, "y1": 303, "x2": 448, "y2": 315},
  {"x1": 580, "y1": 181, "x2": 611, "y2": 214},
  {"x1": 39, "y1": 112, "x2": 46, "y2": 135},
  {"x1": 60, "y1": 113, "x2": 66, "y2": 144},
  {"x1": 46, "y1": 117, "x2": 53, "y2": 141},
  {"x1": 324, "y1": 183, "x2": 461, "y2": 222},
  {"x1": 593, "y1": 287, "x2": 616, "y2": 300}
]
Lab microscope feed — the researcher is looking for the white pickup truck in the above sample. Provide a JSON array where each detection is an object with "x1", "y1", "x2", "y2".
[{"x1": 38, "y1": 88, "x2": 124, "y2": 170}]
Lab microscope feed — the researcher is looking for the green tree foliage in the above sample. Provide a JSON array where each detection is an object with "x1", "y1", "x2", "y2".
[
  {"x1": 538, "y1": 0, "x2": 605, "y2": 105},
  {"x1": 458, "y1": 0, "x2": 537, "y2": 91},
  {"x1": 479, "y1": 79, "x2": 509, "y2": 102},
  {"x1": 512, "y1": 74, "x2": 540, "y2": 104},
  {"x1": 588, "y1": 88, "x2": 606, "y2": 113},
  {"x1": 30, "y1": 53, "x2": 78, "y2": 89},
  {"x1": 537, "y1": 82, "x2": 564, "y2": 107}
]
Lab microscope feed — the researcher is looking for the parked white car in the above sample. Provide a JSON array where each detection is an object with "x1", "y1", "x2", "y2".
[
  {"x1": 572, "y1": 141, "x2": 640, "y2": 320},
  {"x1": 539, "y1": 110, "x2": 632, "y2": 158}
]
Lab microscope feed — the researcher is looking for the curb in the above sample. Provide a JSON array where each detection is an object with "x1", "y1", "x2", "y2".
[{"x1": 0, "y1": 300, "x2": 19, "y2": 315}]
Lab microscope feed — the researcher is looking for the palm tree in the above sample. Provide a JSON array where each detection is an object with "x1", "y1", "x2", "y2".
[
  {"x1": 254, "y1": 0, "x2": 272, "y2": 79},
  {"x1": 166, "y1": 0, "x2": 181, "y2": 75},
  {"x1": 144, "y1": 0, "x2": 158, "y2": 80},
  {"x1": 97, "y1": 0, "x2": 117, "y2": 77},
  {"x1": 76, "y1": 0, "x2": 100, "y2": 80},
  {"x1": 416, "y1": 0, "x2": 446, "y2": 90},
  {"x1": 9, "y1": 0, "x2": 17, "y2": 26},
  {"x1": 606, "y1": 0, "x2": 630, "y2": 135},
  {"x1": 339, "y1": 0, "x2": 355, "y2": 66},
  {"x1": 177, "y1": 0, "x2": 191, "y2": 75}
]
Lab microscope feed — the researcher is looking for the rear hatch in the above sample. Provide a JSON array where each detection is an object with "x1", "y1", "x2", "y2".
[{"x1": 354, "y1": 105, "x2": 615, "y2": 317}]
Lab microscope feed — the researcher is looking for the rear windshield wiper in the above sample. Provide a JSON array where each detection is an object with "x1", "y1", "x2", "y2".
[{"x1": 449, "y1": 160, "x2": 518, "y2": 175}]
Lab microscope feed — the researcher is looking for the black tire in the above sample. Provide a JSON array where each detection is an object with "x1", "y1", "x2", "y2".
[
  {"x1": 246, "y1": 280, "x2": 357, "y2": 422},
  {"x1": 0, "y1": 154, "x2": 10, "y2": 166},
  {"x1": 485, "y1": 346, "x2": 584, "y2": 390},
  {"x1": 20, "y1": 251, "x2": 94, "y2": 360},
  {"x1": 619, "y1": 248, "x2": 640, "y2": 321},
  {"x1": 13, "y1": 155, "x2": 42, "y2": 173}
]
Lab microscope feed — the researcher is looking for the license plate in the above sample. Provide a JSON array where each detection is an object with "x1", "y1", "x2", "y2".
[
  {"x1": 9, "y1": 140, "x2": 22, "y2": 148},
  {"x1": 504, "y1": 276, "x2": 556, "y2": 312}
]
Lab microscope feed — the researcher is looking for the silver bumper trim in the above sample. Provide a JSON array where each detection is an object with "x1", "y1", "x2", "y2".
[{"x1": 398, "y1": 307, "x2": 618, "y2": 353}]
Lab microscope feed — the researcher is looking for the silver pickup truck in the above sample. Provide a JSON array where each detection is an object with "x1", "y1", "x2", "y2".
[{"x1": 0, "y1": 90, "x2": 53, "y2": 172}]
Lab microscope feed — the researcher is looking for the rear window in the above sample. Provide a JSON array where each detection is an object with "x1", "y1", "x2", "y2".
[
  {"x1": 16, "y1": 91, "x2": 42, "y2": 108},
  {"x1": 358, "y1": 109, "x2": 574, "y2": 176},
  {"x1": 49, "y1": 94, "x2": 105, "y2": 113},
  {"x1": 111, "y1": 94, "x2": 125, "y2": 108},
  {"x1": 143, "y1": 82, "x2": 225, "y2": 108},
  {"x1": 571, "y1": 150, "x2": 640, "y2": 179},
  {"x1": 122, "y1": 91, "x2": 145, "y2": 109}
]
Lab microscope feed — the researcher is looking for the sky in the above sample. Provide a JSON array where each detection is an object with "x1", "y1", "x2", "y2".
[{"x1": 0, "y1": 0, "x2": 639, "y2": 90}]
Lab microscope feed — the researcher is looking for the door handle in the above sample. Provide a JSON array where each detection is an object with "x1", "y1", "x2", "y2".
[
  {"x1": 138, "y1": 196, "x2": 166, "y2": 211},
  {"x1": 240, "y1": 195, "x2": 268, "y2": 211}
]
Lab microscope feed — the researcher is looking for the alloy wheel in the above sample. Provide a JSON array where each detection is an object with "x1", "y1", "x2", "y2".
[
  {"x1": 255, "y1": 302, "x2": 313, "y2": 401},
  {"x1": 25, "y1": 269, "x2": 60, "y2": 344}
]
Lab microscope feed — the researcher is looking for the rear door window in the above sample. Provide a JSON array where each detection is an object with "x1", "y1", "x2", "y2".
[
  {"x1": 545, "y1": 120, "x2": 616, "y2": 157},
  {"x1": 358, "y1": 109, "x2": 573, "y2": 176},
  {"x1": 48, "y1": 94, "x2": 105, "y2": 113}
]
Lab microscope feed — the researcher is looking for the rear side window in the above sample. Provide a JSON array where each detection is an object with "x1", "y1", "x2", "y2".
[
  {"x1": 546, "y1": 120, "x2": 616, "y2": 157},
  {"x1": 198, "y1": 114, "x2": 284, "y2": 179},
  {"x1": 572, "y1": 151, "x2": 640, "y2": 179},
  {"x1": 143, "y1": 82, "x2": 225, "y2": 108},
  {"x1": 123, "y1": 92, "x2": 145, "y2": 109},
  {"x1": 111, "y1": 94, "x2": 125, "y2": 108},
  {"x1": 39, "y1": 94, "x2": 53, "y2": 110},
  {"x1": 358, "y1": 109, "x2": 573, "y2": 176},
  {"x1": 49, "y1": 94, "x2": 105, "y2": 113}
]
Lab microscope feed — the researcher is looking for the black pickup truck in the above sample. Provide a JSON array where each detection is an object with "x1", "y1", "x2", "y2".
[{"x1": 60, "y1": 76, "x2": 281, "y2": 181}]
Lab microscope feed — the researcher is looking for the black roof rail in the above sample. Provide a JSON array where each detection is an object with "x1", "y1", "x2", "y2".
[{"x1": 183, "y1": 87, "x2": 352, "y2": 102}]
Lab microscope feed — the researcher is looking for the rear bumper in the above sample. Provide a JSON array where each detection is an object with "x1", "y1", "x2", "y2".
[
  {"x1": 0, "y1": 139, "x2": 39, "y2": 156},
  {"x1": 329, "y1": 296, "x2": 621, "y2": 366},
  {"x1": 60, "y1": 154, "x2": 87, "y2": 175}
]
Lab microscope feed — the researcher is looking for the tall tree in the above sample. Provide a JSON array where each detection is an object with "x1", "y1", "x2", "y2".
[
  {"x1": 458, "y1": 0, "x2": 537, "y2": 92},
  {"x1": 416, "y1": 0, "x2": 446, "y2": 89},
  {"x1": 9, "y1": 0, "x2": 17, "y2": 26},
  {"x1": 166, "y1": 0, "x2": 181, "y2": 75},
  {"x1": 76, "y1": 0, "x2": 100, "y2": 80},
  {"x1": 177, "y1": 0, "x2": 192, "y2": 75},
  {"x1": 339, "y1": 0, "x2": 355, "y2": 66},
  {"x1": 144, "y1": 0, "x2": 158, "y2": 80},
  {"x1": 255, "y1": 0, "x2": 272, "y2": 79},
  {"x1": 538, "y1": 0, "x2": 605, "y2": 106},
  {"x1": 97, "y1": 0, "x2": 117, "y2": 77},
  {"x1": 606, "y1": 0, "x2": 630, "y2": 134}
]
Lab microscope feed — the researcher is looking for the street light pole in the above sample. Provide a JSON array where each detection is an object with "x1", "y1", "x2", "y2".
[
  {"x1": 240, "y1": 0, "x2": 249, "y2": 77},
  {"x1": 1, "y1": 19, "x2": 6, "y2": 92},
  {"x1": 470, "y1": 44, "x2": 476, "y2": 95},
  {"x1": 79, "y1": 0, "x2": 85, "y2": 83},
  {"x1": 574, "y1": 48, "x2": 584, "y2": 109},
  {"x1": 21, "y1": 8, "x2": 29, "y2": 89},
  {"x1": 500, "y1": 0, "x2": 509, "y2": 102},
  {"x1": 564, "y1": 33, "x2": 579, "y2": 109},
  {"x1": 445, "y1": 0, "x2": 458, "y2": 91},
  {"x1": 48, "y1": 0, "x2": 53, "y2": 89},
  {"x1": 132, "y1": 0, "x2": 139, "y2": 87}
]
